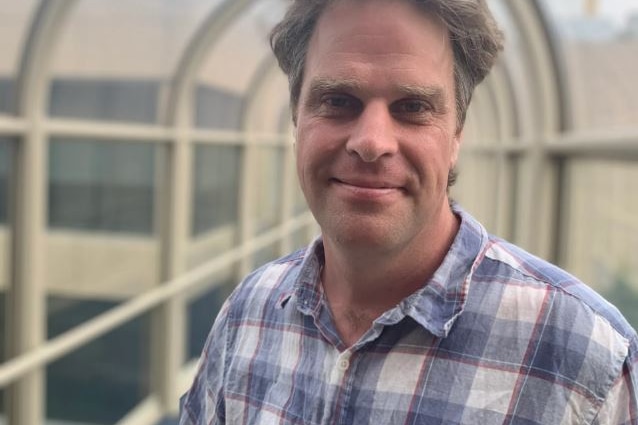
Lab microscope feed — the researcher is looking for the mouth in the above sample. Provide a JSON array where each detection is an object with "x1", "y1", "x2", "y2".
[{"x1": 331, "y1": 178, "x2": 407, "y2": 195}]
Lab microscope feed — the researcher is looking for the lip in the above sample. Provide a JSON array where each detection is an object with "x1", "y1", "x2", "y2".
[{"x1": 331, "y1": 178, "x2": 406, "y2": 199}]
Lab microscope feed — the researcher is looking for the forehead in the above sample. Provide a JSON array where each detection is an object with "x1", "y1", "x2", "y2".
[{"x1": 304, "y1": 0, "x2": 454, "y2": 89}]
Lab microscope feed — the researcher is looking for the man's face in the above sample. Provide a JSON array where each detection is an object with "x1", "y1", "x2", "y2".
[{"x1": 295, "y1": 0, "x2": 461, "y2": 254}]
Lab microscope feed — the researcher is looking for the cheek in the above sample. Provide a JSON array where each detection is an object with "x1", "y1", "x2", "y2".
[{"x1": 294, "y1": 136, "x2": 316, "y2": 192}]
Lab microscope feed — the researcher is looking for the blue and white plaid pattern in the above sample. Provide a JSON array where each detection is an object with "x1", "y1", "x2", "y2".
[{"x1": 180, "y1": 207, "x2": 638, "y2": 424}]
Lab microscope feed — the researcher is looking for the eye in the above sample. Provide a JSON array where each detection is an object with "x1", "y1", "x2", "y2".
[
  {"x1": 390, "y1": 99, "x2": 434, "y2": 124},
  {"x1": 392, "y1": 99, "x2": 431, "y2": 114},
  {"x1": 323, "y1": 94, "x2": 358, "y2": 109},
  {"x1": 318, "y1": 94, "x2": 361, "y2": 117}
]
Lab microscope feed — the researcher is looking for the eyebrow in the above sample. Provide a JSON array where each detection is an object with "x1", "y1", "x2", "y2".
[
  {"x1": 307, "y1": 78, "x2": 362, "y2": 97},
  {"x1": 307, "y1": 78, "x2": 448, "y2": 109},
  {"x1": 398, "y1": 84, "x2": 448, "y2": 112}
]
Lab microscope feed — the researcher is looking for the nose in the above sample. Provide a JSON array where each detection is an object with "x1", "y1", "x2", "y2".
[{"x1": 345, "y1": 101, "x2": 398, "y2": 162}]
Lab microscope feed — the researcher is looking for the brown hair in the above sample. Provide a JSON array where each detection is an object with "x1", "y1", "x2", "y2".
[{"x1": 270, "y1": 0, "x2": 504, "y2": 132}]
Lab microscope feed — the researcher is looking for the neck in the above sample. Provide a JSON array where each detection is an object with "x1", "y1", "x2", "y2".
[{"x1": 321, "y1": 206, "x2": 460, "y2": 346}]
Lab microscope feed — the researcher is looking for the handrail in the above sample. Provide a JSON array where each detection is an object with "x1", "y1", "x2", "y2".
[
  {"x1": 0, "y1": 212, "x2": 315, "y2": 388},
  {"x1": 463, "y1": 129, "x2": 638, "y2": 157},
  {"x1": 0, "y1": 116, "x2": 28, "y2": 134}
]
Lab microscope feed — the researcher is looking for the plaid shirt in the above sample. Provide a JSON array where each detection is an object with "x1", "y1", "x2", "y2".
[{"x1": 180, "y1": 206, "x2": 638, "y2": 425}]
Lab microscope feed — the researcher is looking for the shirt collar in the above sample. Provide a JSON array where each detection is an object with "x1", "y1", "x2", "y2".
[
  {"x1": 396, "y1": 204, "x2": 488, "y2": 337},
  {"x1": 290, "y1": 204, "x2": 488, "y2": 338}
]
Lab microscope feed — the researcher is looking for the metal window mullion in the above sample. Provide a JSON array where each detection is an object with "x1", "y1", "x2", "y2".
[{"x1": 0, "y1": 117, "x2": 28, "y2": 135}]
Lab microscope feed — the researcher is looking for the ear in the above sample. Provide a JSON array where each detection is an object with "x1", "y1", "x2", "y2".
[{"x1": 449, "y1": 130, "x2": 462, "y2": 169}]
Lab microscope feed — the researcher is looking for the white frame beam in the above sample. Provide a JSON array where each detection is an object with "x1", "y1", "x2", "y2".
[{"x1": 8, "y1": 1, "x2": 79, "y2": 424}]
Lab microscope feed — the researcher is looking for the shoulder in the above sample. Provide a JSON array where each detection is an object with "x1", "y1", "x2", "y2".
[
  {"x1": 465, "y1": 234, "x2": 638, "y2": 411},
  {"x1": 226, "y1": 242, "x2": 323, "y2": 327},
  {"x1": 474, "y1": 234, "x2": 637, "y2": 350},
  {"x1": 224, "y1": 245, "x2": 311, "y2": 320}
]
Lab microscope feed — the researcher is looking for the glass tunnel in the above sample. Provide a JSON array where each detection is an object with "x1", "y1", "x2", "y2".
[{"x1": 0, "y1": 0, "x2": 637, "y2": 423}]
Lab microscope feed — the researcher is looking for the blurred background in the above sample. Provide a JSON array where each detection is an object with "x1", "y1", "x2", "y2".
[{"x1": 0, "y1": 0, "x2": 636, "y2": 424}]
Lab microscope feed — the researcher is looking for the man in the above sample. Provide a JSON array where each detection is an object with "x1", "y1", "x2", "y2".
[{"x1": 180, "y1": 0, "x2": 638, "y2": 423}]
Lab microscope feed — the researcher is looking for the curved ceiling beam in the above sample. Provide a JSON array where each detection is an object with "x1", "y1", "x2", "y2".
[
  {"x1": 531, "y1": 0, "x2": 572, "y2": 132},
  {"x1": 163, "y1": 0, "x2": 256, "y2": 127},
  {"x1": 506, "y1": 0, "x2": 564, "y2": 136},
  {"x1": 15, "y1": 0, "x2": 78, "y2": 117},
  {"x1": 241, "y1": 55, "x2": 289, "y2": 132},
  {"x1": 11, "y1": 3, "x2": 79, "y2": 425}
]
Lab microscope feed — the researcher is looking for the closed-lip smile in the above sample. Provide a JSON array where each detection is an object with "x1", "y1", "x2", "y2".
[{"x1": 331, "y1": 177, "x2": 406, "y2": 194}]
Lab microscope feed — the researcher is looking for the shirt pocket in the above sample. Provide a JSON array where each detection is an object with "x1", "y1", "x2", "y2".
[{"x1": 226, "y1": 360, "x2": 320, "y2": 425}]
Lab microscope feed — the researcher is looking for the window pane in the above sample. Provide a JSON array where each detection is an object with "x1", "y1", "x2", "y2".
[
  {"x1": 49, "y1": 0, "x2": 216, "y2": 123},
  {"x1": 253, "y1": 243, "x2": 280, "y2": 270},
  {"x1": 49, "y1": 139, "x2": 155, "y2": 234},
  {"x1": 197, "y1": 0, "x2": 285, "y2": 95},
  {"x1": 50, "y1": 79, "x2": 159, "y2": 123},
  {"x1": 187, "y1": 278, "x2": 235, "y2": 360},
  {"x1": 562, "y1": 159, "x2": 638, "y2": 329},
  {"x1": 290, "y1": 226, "x2": 313, "y2": 252},
  {"x1": 47, "y1": 139, "x2": 160, "y2": 308},
  {"x1": 195, "y1": 87, "x2": 244, "y2": 130},
  {"x1": 192, "y1": 144, "x2": 241, "y2": 236},
  {"x1": 195, "y1": 0, "x2": 286, "y2": 129},
  {"x1": 0, "y1": 0, "x2": 39, "y2": 115},
  {"x1": 540, "y1": 0, "x2": 638, "y2": 131},
  {"x1": 254, "y1": 146, "x2": 284, "y2": 235},
  {"x1": 293, "y1": 184, "x2": 308, "y2": 216},
  {"x1": 46, "y1": 310, "x2": 151, "y2": 424},
  {"x1": 453, "y1": 155, "x2": 500, "y2": 233}
]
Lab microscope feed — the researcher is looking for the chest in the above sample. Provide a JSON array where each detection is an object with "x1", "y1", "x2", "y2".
[{"x1": 221, "y1": 317, "x2": 603, "y2": 425}]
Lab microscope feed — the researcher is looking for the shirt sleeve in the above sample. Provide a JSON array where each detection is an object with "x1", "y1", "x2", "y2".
[
  {"x1": 593, "y1": 346, "x2": 638, "y2": 425},
  {"x1": 179, "y1": 299, "x2": 231, "y2": 425}
]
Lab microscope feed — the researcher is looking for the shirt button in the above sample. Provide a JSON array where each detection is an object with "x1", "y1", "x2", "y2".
[{"x1": 338, "y1": 359, "x2": 349, "y2": 371}]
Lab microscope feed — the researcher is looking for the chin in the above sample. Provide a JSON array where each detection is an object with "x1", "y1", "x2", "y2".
[{"x1": 324, "y1": 220, "x2": 407, "y2": 252}]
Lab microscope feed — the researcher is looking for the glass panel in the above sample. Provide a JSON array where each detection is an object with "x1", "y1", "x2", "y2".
[
  {"x1": 484, "y1": 0, "x2": 531, "y2": 139},
  {"x1": 49, "y1": 0, "x2": 216, "y2": 123},
  {"x1": 253, "y1": 244, "x2": 280, "y2": 270},
  {"x1": 198, "y1": 0, "x2": 285, "y2": 94},
  {"x1": 187, "y1": 277, "x2": 235, "y2": 360},
  {"x1": 192, "y1": 144, "x2": 241, "y2": 237},
  {"x1": 195, "y1": 0, "x2": 286, "y2": 129},
  {"x1": 562, "y1": 159, "x2": 638, "y2": 329},
  {"x1": 195, "y1": 86, "x2": 244, "y2": 130},
  {"x1": 254, "y1": 146, "x2": 284, "y2": 235},
  {"x1": 293, "y1": 179, "x2": 308, "y2": 215},
  {"x1": 46, "y1": 311, "x2": 151, "y2": 424},
  {"x1": 244, "y1": 71, "x2": 291, "y2": 133},
  {"x1": 290, "y1": 226, "x2": 312, "y2": 252},
  {"x1": 49, "y1": 139, "x2": 155, "y2": 234},
  {"x1": 45, "y1": 140, "x2": 160, "y2": 422},
  {"x1": 47, "y1": 139, "x2": 159, "y2": 309},
  {"x1": 0, "y1": 0, "x2": 39, "y2": 115},
  {"x1": 540, "y1": 0, "x2": 638, "y2": 131},
  {"x1": 453, "y1": 155, "x2": 500, "y2": 233}
]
